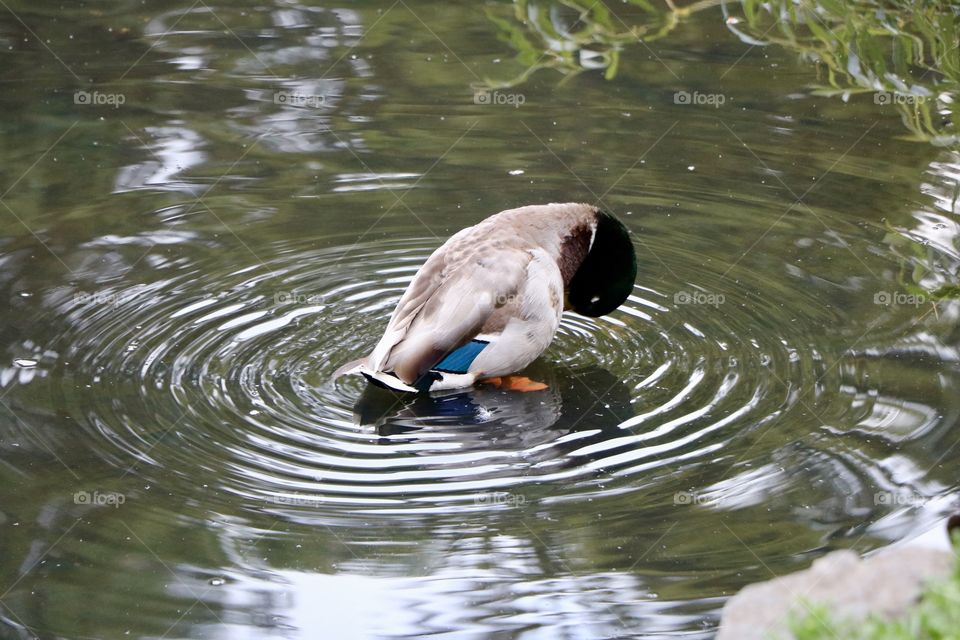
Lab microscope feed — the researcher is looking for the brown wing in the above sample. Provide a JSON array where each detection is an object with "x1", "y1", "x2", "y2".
[{"x1": 369, "y1": 231, "x2": 530, "y2": 383}]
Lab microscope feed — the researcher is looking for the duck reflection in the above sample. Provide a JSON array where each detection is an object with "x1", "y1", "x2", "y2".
[{"x1": 353, "y1": 363, "x2": 633, "y2": 447}]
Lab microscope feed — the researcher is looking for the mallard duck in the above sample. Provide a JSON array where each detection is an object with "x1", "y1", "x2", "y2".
[{"x1": 334, "y1": 202, "x2": 637, "y2": 392}]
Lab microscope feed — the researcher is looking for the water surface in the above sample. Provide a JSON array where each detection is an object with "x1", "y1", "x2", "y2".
[{"x1": 1, "y1": 1, "x2": 959, "y2": 638}]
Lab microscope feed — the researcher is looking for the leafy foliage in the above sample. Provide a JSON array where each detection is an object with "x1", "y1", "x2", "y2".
[
  {"x1": 728, "y1": 0, "x2": 960, "y2": 146},
  {"x1": 483, "y1": 0, "x2": 720, "y2": 87},
  {"x1": 486, "y1": 0, "x2": 960, "y2": 147}
]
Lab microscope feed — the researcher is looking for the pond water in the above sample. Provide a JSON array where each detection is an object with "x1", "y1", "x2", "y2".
[{"x1": 1, "y1": 1, "x2": 959, "y2": 638}]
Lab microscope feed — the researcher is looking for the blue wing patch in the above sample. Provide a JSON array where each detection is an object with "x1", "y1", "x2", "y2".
[{"x1": 433, "y1": 339, "x2": 489, "y2": 374}]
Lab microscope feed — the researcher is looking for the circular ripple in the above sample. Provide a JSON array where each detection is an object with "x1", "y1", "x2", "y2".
[{"x1": 38, "y1": 235, "x2": 910, "y2": 518}]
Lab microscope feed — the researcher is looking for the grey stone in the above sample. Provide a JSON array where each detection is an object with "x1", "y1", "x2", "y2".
[{"x1": 716, "y1": 544, "x2": 954, "y2": 640}]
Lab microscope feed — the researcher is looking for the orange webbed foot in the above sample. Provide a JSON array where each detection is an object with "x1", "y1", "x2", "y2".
[{"x1": 480, "y1": 375, "x2": 548, "y2": 392}]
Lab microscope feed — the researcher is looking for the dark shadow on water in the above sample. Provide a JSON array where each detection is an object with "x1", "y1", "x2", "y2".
[{"x1": 353, "y1": 363, "x2": 633, "y2": 451}]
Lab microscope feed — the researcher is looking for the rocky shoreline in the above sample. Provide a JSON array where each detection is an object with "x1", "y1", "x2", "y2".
[{"x1": 717, "y1": 515, "x2": 959, "y2": 639}]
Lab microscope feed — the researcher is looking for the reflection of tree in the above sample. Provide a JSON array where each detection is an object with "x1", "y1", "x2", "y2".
[
  {"x1": 484, "y1": 0, "x2": 721, "y2": 87},
  {"x1": 727, "y1": 0, "x2": 959, "y2": 147},
  {"x1": 883, "y1": 149, "x2": 960, "y2": 304},
  {"x1": 486, "y1": 0, "x2": 959, "y2": 147}
]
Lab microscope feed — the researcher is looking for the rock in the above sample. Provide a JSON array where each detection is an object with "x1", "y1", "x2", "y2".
[{"x1": 716, "y1": 531, "x2": 956, "y2": 640}]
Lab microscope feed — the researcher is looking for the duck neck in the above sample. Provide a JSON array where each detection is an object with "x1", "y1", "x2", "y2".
[
  {"x1": 496, "y1": 203, "x2": 599, "y2": 284},
  {"x1": 556, "y1": 220, "x2": 595, "y2": 286}
]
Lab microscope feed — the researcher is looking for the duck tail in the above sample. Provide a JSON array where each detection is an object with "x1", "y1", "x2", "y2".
[
  {"x1": 360, "y1": 370, "x2": 419, "y2": 393},
  {"x1": 332, "y1": 357, "x2": 367, "y2": 380},
  {"x1": 333, "y1": 357, "x2": 419, "y2": 393}
]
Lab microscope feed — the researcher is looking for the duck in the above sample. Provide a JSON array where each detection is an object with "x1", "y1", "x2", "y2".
[{"x1": 334, "y1": 202, "x2": 637, "y2": 393}]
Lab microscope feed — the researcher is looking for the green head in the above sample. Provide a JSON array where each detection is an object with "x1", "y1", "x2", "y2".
[{"x1": 567, "y1": 211, "x2": 637, "y2": 317}]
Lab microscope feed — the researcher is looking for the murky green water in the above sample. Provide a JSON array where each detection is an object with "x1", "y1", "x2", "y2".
[{"x1": 1, "y1": 1, "x2": 959, "y2": 638}]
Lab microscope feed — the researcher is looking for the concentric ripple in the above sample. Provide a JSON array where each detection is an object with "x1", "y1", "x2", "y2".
[{"x1": 31, "y1": 232, "x2": 910, "y2": 519}]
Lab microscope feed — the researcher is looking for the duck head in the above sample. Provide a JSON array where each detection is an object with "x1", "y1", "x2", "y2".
[{"x1": 566, "y1": 210, "x2": 637, "y2": 317}]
